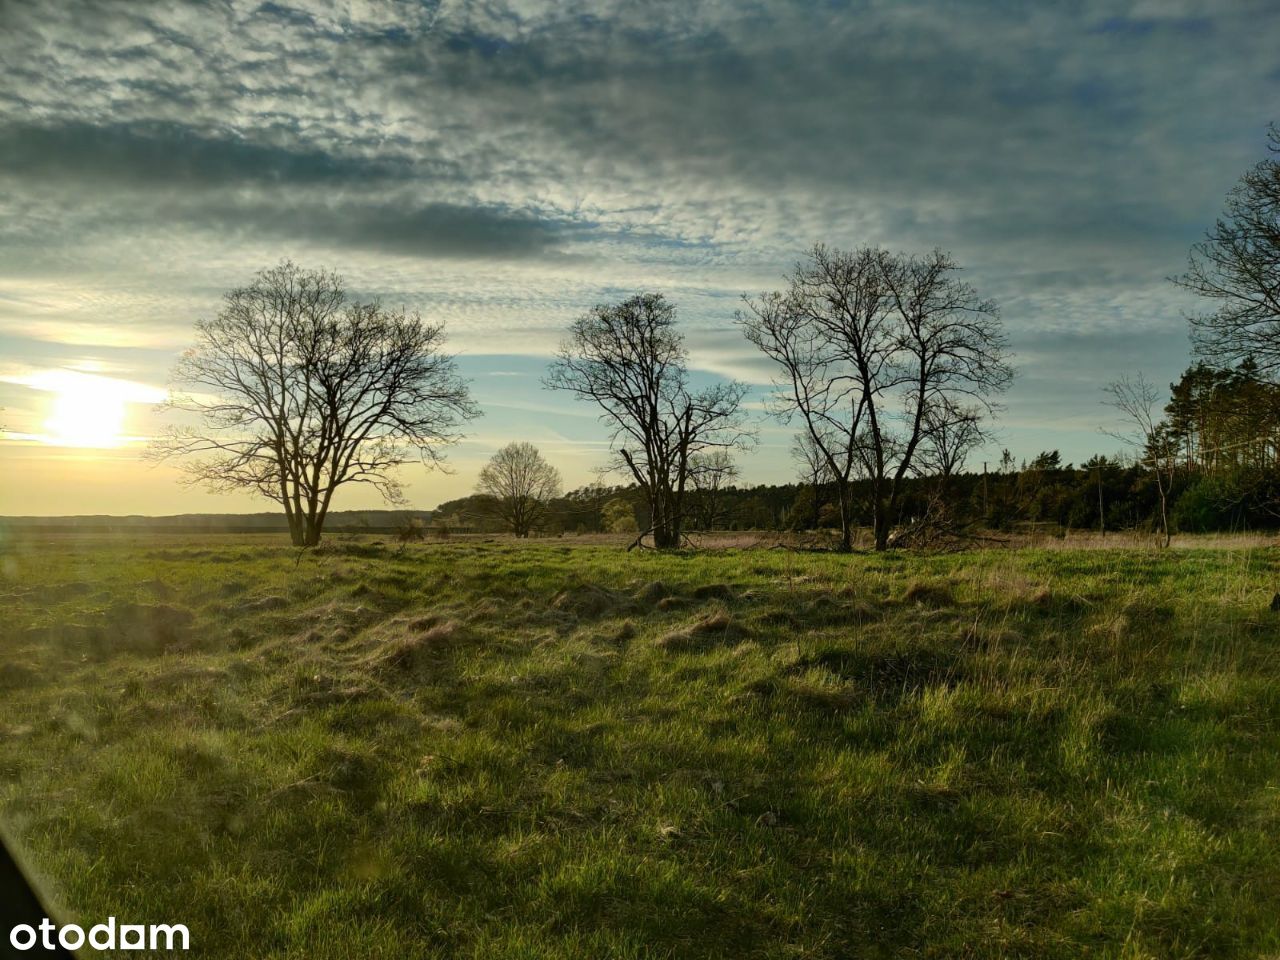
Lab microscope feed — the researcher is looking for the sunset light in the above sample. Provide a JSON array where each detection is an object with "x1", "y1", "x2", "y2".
[
  {"x1": 1, "y1": 369, "x2": 168, "y2": 449},
  {"x1": 44, "y1": 379, "x2": 127, "y2": 448}
]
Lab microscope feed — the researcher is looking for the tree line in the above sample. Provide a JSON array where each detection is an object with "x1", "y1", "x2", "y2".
[
  {"x1": 154, "y1": 123, "x2": 1280, "y2": 548},
  {"x1": 439, "y1": 427, "x2": 1277, "y2": 541}
]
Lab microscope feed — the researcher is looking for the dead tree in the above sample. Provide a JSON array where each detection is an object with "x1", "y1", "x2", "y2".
[
  {"x1": 152, "y1": 261, "x2": 478, "y2": 546},
  {"x1": 545, "y1": 293, "x2": 750, "y2": 549}
]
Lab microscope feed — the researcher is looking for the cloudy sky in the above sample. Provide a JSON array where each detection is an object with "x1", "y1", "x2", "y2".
[{"x1": 1, "y1": 0, "x2": 1276, "y2": 515}]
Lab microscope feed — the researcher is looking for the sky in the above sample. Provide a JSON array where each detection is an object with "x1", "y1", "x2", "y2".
[{"x1": 1, "y1": 0, "x2": 1277, "y2": 516}]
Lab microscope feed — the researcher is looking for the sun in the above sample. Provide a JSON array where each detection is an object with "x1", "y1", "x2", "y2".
[
  {"x1": 42, "y1": 375, "x2": 129, "y2": 448},
  {"x1": 13, "y1": 368, "x2": 167, "y2": 449}
]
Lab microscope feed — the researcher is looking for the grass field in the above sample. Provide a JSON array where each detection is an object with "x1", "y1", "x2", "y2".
[{"x1": 1, "y1": 535, "x2": 1278, "y2": 958}]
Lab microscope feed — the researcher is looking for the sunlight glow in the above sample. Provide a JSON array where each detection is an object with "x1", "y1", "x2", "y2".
[
  {"x1": 0, "y1": 368, "x2": 168, "y2": 449},
  {"x1": 44, "y1": 384, "x2": 129, "y2": 448}
]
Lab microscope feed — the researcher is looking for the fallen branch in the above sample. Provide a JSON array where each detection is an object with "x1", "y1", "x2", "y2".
[{"x1": 625, "y1": 527, "x2": 655, "y2": 552}]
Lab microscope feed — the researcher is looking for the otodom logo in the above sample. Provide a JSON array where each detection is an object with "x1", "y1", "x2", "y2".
[{"x1": 9, "y1": 917, "x2": 189, "y2": 952}]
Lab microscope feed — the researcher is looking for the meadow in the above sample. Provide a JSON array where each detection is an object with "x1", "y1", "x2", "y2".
[{"x1": 0, "y1": 534, "x2": 1278, "y2": 958}]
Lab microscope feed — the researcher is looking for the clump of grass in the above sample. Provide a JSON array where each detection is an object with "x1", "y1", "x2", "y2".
[
  {"x1": 656, "y1": 609, "x2": 744, "y2": 651},
  {"x1": 551, "y1": 583, "x2": 631, "y2": 619},
  {"x1": 633, "y1": 580, "x2": 671, "y2": 604},
  {"x1": 691, "y1": 583, "x2": 736, "y2": 600},
  {"x1": 902, "y1": 580, "x2": 955, "y2": 607},
  {"x1": 377, "y1": 619, "x2": 469, "y2": 673}
]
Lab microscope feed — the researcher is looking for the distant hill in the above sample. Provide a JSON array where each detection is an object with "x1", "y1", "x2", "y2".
[{"x1": 0, "y1": 509, "x2": 433, "y2": 536}]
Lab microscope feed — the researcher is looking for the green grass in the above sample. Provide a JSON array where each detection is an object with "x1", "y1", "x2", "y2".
[{"x1": 1, "y1": 535, "x2": 1278, "y2": 958}]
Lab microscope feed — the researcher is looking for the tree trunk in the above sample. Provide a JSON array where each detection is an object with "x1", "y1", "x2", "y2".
[
  {"x1": 650, "y1": 491, "x2": 681, "y2": 549},
  {"x1": 652, "y1": 518, "x2": 680, "y2": 549},
  {"x1": 872, "y1": 495, "x2": 890, "y2": 551},
  {"x1": 835, "y1": 485, "x2": 853, "y2": 552},
  {"x1": 1158, "y1": 481, "x2": 1170, "y2": 548},
  {"x1": 1097, "y1": 468, "x2": 1105, "y2": 537},
  {"x1": 302, "y1": 512, "x2": 325, "y2": 546},
  {"x1": 283, "y1": 498, "x2": 304, "y2": 546}
]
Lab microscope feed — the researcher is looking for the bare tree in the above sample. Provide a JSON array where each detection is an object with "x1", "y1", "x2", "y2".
[
  {"x1": 738, "y1": 280, "x2": 867, "y2": 551},
  {"x1": 544, "y1": 292, "x2": 750, "y2": 549},
  {"x1": 1103, "y1": 373, "x2": 1176, "y2": 547},
  {"x1": 791, "y1": 429, "x2": 837, "y2": 532},
  {"x1": 739, "y1": 244, "x2": 1011, "y2": 551},
  {"x1": 152, "y1": 261, "x2": 478, "y2": 546},
  {"x1": 1176, "y1": 124, "x2": 1280, "y2": 374},
  {"x1": 688, "y1": 449, "x2": 739, "y2": 530},
  {"x1": 475, "y1": 441, "x2": 562, "y2": 537},
  {"x1": 916, "y1": 399, "x2": 989, "y2": 495}
]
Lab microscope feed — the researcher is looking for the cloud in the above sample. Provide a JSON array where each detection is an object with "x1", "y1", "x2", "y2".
[
  {"x1": 0, "y1": 120, "x2": 413, "y2": 189},
  {"x1": 1, "y1": 0, "x2": 1278, "y2": 500},
  {"x1": 0, "y1": 367, "x2": 167, "y2": 412}
]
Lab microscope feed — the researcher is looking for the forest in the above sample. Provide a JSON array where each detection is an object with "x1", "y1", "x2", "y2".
[{"x1": 432, "y1": 358, "x2": 1280, "y2": 538}]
